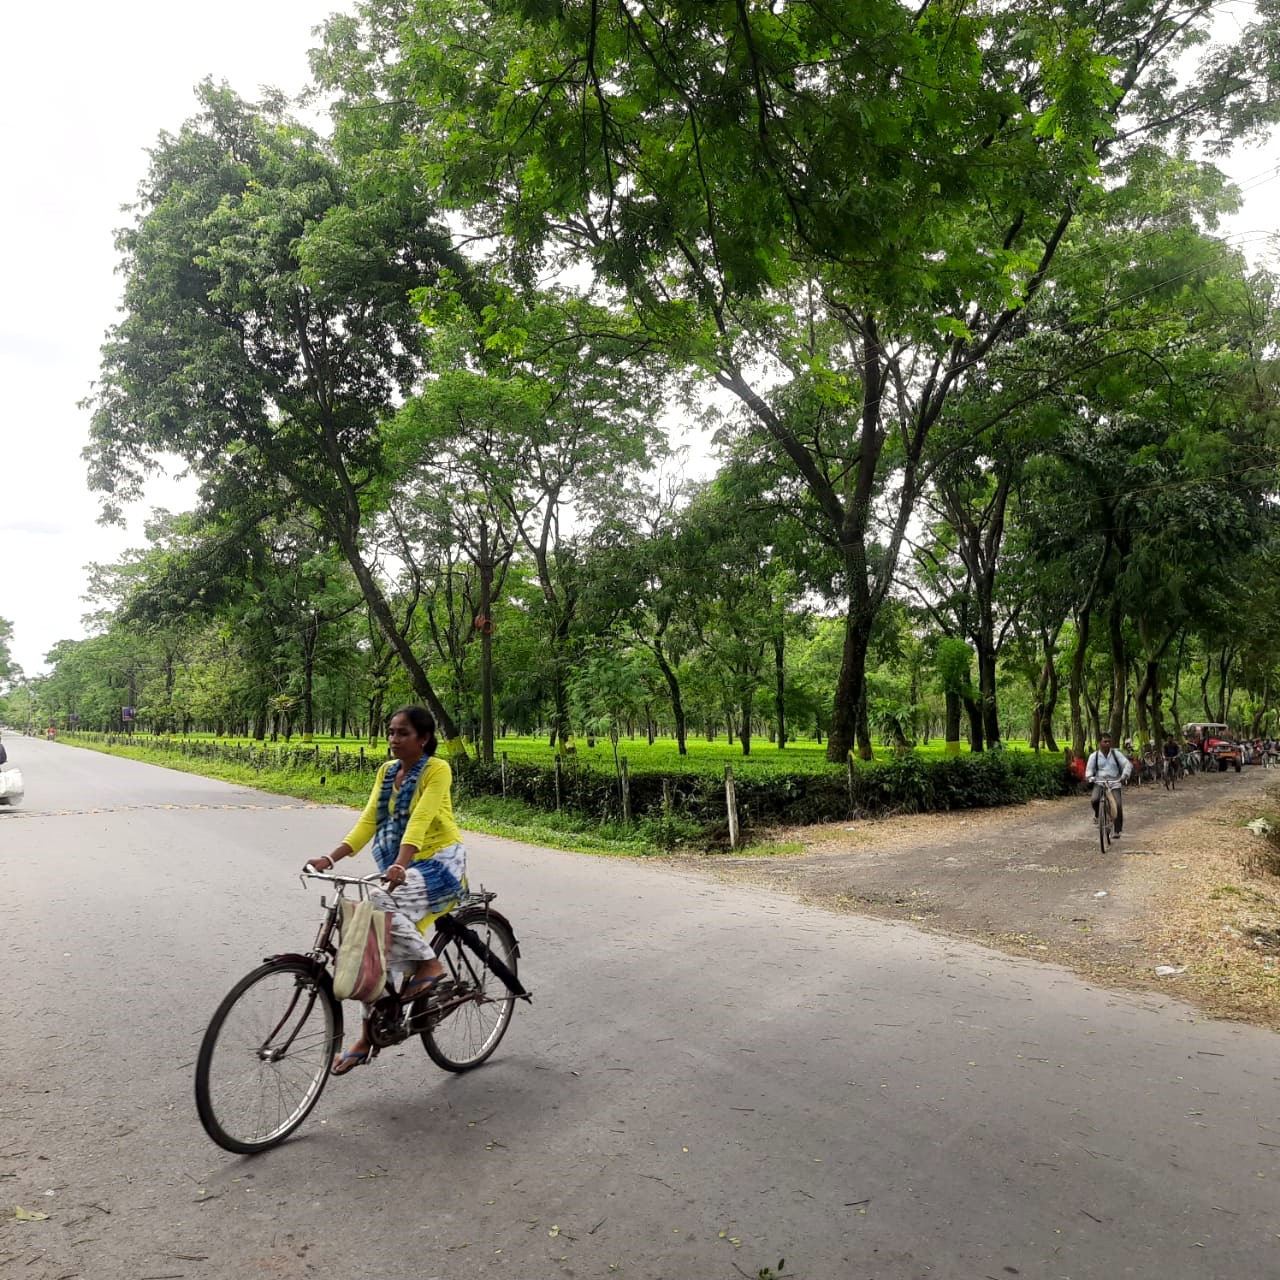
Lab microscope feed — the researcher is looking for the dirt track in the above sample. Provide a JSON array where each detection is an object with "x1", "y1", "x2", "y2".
[{"x1": 686, "y1": 764, "x2": 1280, "y2": 1012}]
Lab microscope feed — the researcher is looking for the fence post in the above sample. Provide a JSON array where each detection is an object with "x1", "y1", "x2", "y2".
[
  {"x1": 359, "y1": 745, "x2": 365, "y2": 770},
  {"x1": 620, "y1": 757, "x2": 632, "y2": 823},
  {"x1": 554, "y1": 756, "x2": 563, "y2": 812},
  {"x1": 847, "y1": 753, "x2": 856, "y2": 818},
  {"x1": 501, "y1": 752, "x2": 508, "y2": 798},
  {"x1": 662, "y1": 778, "x2": 673, "y2": 818},
  {"x1": 314, "y1": 744, "x2": 321, "y2": 770},
  {"x1": 725, "y1": 765, "x2": 739, "y2": 851}
]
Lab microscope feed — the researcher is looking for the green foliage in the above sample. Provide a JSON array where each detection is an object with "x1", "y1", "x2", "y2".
[
  {"x1": 456, "y1": 749, "x2": 1071, "y2": 845},
  {"x1": 34, "y1": 0, "x2": 1280, "y2": 827}
]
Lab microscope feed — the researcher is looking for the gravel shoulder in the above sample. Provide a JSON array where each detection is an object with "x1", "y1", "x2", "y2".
[{"x1": 679, "y1": 764, "x2": 1280, "y2": 1028}]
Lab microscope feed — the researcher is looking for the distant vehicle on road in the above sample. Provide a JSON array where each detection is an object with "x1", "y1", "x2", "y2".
[{"x1": 1182, "y1": 722, "x2": 1242, "y2": 773}]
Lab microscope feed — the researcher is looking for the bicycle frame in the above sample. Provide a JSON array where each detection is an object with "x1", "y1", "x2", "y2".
[{"x1": 292, "y1": 870, "x2": 531, "y2": 1006}]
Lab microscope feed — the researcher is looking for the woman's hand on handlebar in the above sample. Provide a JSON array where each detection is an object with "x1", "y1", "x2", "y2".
[
  {"x1": 383, "y1": 863, "x2": 407, "y2": 890},
  {"x1": 304, "y1": 855, "x2": 334, "y2": 874}
]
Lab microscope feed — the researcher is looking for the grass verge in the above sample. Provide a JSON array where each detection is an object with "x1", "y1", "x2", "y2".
[{"x1": 1133, "y1": 785, "x2": 1280, "y2": 1028}]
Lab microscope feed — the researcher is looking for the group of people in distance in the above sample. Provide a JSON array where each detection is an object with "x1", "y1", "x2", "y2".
[{"x1": 1063, "y1": 726, "x2": 1274, "y2": 844}]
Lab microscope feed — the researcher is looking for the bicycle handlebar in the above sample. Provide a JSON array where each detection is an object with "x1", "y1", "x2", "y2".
[{"x1": 299, "y1": 868, "x2": 389, "y2": 890}]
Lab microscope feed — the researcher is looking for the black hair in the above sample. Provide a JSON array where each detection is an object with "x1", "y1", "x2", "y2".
[{"x1": 389, "y1": 705, "x2": 437, "y2": 757}]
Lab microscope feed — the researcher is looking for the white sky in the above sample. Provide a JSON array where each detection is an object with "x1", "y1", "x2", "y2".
[
  {"x1": 0, "y1": 0, "x2": 342, "y2": 675},
  {"x1": 0, "y1": 1, "x2": 1276, "y2": 677}
]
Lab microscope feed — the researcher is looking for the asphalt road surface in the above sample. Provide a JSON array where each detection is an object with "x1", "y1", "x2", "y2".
[{"x1": 2, "y1": 736, "x2": 1278, "y2": 1280}]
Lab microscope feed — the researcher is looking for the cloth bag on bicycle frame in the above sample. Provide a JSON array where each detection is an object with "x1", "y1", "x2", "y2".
[{"x1": 333, "y1": 899, "x2": 390, "y2": 1003}]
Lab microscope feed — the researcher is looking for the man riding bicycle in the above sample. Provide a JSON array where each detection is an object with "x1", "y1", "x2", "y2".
[
  {"x1": 1162, "y1": 733, "x2": 1181, "y2": 778},
  {"x1": 1085, "y1": 732, "x2": 1133, "y2": 839}
]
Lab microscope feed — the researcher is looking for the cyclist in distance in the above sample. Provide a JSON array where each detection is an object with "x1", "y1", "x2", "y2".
[
  {"x1": 305, "y1": 705, "x2": 467, "y2": 1075},
  {"x1": 1085, "y1": 732, "x2": 1133, "y2": 839},
  {"x1": 1162, "y1": 732, "x2": 1181, "y2": 776}
]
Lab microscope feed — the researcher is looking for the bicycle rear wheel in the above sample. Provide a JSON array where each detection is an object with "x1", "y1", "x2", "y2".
[
  {"x1": 1097, "y1": 793, "x2": 1110, "y2": 853},
  {"x1": 418, "y1": 910, "x2": 518, "y2": 1072},
  {"x1": 195, "y1": 959, "x2": 341, "y2": 1154}
]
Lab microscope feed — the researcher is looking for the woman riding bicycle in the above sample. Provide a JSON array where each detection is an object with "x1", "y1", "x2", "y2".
[{"x1": 305, "y1": 705, "x2": 466, "y2": 1075}]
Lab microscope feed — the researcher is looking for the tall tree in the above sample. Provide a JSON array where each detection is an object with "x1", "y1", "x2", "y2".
[
  {"x1": 82, "y1": 81, "x2": 469, "y2": 749},
  {"x1": 316, "y1": 0, "x2": 1280, "y2": 761}
]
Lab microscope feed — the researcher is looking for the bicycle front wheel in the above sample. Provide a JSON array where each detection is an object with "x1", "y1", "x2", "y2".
[
  {"x1": 195, "y1": 959, "x2": 342, "y2": 1154},
  {"x1": 419, "y1": 911, "x2": 518, "y2": 1072}
]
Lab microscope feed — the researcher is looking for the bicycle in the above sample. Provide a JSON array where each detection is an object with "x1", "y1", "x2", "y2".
[
  {"x1": 1091, "y1": 779, "x2": 1120, "y2": 852},
  {"x1": 194, "y1": 869, "x2": 530, "y2": 1154},
  {"x1": 1162, "y1": 754, "x2": 1178, "y2": 791}
]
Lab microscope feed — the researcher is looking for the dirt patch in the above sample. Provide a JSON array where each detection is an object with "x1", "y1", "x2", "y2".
[{"x1": 678, "y1": 766, "x2": 1280, "y2": 1029}]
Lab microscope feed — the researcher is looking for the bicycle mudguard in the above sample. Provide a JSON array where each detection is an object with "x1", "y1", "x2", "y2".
[{"x1": 434, "y1": 911, "x2": 532, "y2": 1002}]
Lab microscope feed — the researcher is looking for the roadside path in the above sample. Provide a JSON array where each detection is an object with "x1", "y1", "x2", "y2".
[{"x1": 700, "y1": 764, "x2": 1279, "y2": 1008}]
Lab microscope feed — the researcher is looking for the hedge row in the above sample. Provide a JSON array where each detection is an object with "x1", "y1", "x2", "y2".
[
  {"x1": 67, "y1": 730, "x2": 1073, "y2": 845},
  {"x1": 455, "y1": 751, "x2": 1074, "y2": 842}
]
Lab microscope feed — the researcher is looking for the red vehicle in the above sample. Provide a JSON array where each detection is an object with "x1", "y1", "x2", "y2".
[{"x1": 1183, "y1": 722, "x2": 1242, "y2": 773}]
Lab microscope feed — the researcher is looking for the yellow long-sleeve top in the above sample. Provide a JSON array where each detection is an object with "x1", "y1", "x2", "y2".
[{"x1": 342, "y1": 756, "x2": 461, "y2": 860}]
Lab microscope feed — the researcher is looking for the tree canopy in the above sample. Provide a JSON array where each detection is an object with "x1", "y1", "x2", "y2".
[{"x1": 14, "y1": 0, "x2": 1275, "y2": 771}]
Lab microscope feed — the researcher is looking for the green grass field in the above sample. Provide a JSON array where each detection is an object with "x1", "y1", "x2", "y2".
[{"x1": 99, "y1": 729, "x2": 1041, "y2": 777}]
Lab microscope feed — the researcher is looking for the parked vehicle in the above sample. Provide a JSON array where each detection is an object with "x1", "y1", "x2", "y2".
[{"x1": 1182, "y1": 722, "x2": 1242, "y2": 773}]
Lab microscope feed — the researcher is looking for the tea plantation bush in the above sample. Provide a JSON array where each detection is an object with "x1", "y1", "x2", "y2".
[{"x1": 456, "y1": 750, "x2": 1073, "y2": 846}]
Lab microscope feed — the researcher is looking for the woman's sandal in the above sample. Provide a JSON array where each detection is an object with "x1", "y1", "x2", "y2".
[
  {"x1": 401, "y1": 972, "x2": 447, "y2": 1003},
  {"x1": 331, "y1": 1047, "x2": 371, "y2": 1076}
]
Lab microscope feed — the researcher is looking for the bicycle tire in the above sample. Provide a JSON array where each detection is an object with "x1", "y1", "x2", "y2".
[
  {"x1": 418, "y1": 910, "x2": 518, "y2": 1072},
  {"x1": 195, "y1": 959, "x2": 342, "y2": 1154},
  {"x1": 1098, "y1": 799, "x2": 1108, "y2": 853}
]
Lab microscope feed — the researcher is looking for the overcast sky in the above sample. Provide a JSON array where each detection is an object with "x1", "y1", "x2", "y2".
[
  {"x1": 0, "y1": 1, "x2": 1276, "y2": 677},
  {"x1": 0, "y1": 0, "x2": 342, "y2": 675}
]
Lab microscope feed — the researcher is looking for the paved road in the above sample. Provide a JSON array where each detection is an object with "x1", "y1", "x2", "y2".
[{"x1": 2, "y1": 737, "x2": 1278, "y2": 1280}]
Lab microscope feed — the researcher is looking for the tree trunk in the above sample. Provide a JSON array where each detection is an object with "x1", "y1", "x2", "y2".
[
  {"x1": 478, "y1": 551, "x2": 495, "y2": 763},
  {"x1": 827, "y1": 597, "x2": 874, "y2": 761},
  {"x1": 963, "y1": 694, "x2": 984, "y2": 752},
  {"x1": 333, "y1": 524, "x2": 465, "y2": 753},
  {"x1": 1041, "y1": 647, "x2": 1061, "y2": 753},
  {"x1": 740, "y1": 687, "x2": 754, "y2": 756},
  {"x1": 944, "y1": 690, "x2": 962, "y2": 751},
  {"x1": 1070, "y1": 611, "x2": 1091, "y2": 756},
  {"x1": 550, "y1": 616, "x2": 574, "y2": 753},
  {"x1": 774, "y1": 631, "x2": 787, "y2": 750},
  {"x1": 1107, "y1": 604, "x2": 1126, "y2": 740},
  {"x1": 977, "y1": 642, "x2": 1000, "y2": 747},
  {"x1": 1133, "y1": 658, "x2": 1152, "y2": 746},
  {"x1": 301, "y1": 613, "x2": 318, "y2": 739},
  {"x1": 650, "y1": 641, "x2": 687, "y2": 755},
  {"x1": 1169, "y1": 631, "x2": 1185, "y2": 730},
  {"x1": 1216, "y1": 645, "x2": 1233, "y2": 723},
  {"x1": 1149, "y1": 662, "x2": 1166, "y2": 743}
]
